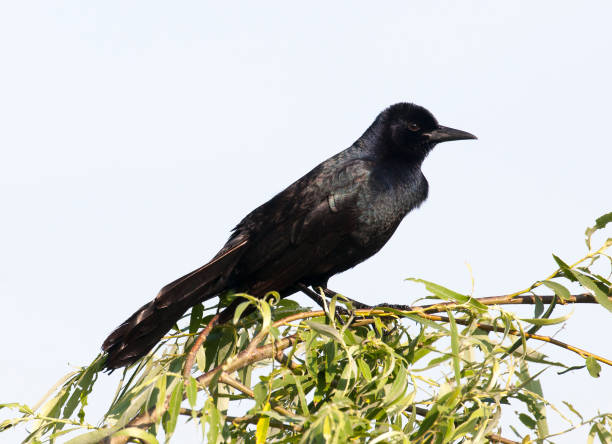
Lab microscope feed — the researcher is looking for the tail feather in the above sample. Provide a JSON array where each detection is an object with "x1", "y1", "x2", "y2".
[{"x1": 102, "y1": 239, "x2": 247, "y2": 369}]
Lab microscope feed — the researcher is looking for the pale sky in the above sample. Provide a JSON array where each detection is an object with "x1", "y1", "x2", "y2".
[{"x1": 2, "y1": 2, "x2": 611, "y2": 442}]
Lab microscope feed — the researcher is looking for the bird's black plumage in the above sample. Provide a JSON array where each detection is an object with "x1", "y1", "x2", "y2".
[{"x1": 102, "y1": 102, "x2": 476, "y2": 369}]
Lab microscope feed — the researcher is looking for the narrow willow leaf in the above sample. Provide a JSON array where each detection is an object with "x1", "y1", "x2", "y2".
[
  {"x1": 587, "y1": 424, "x2": 598, "y2": 444},
  {"x1": 575, "y1": 272, "x2": 612, "y2": 313},
  {"x1": 186, "y1": 378, "x2": 198, "y2": 409},
  {"x1": 357, "y1": 358, "x2": 372, "y2": 382},
  {"x1": 285, "y1": 374, "x2": 309, "y2": 416},
  {"x1": 260, "y1": 299, "x2": 272, "y2": 332},
  {"x1": 112, "y1": 428, "x2": 159, "y2": 444},
  {"x1": 370, "y1": 431, "x2": 406, "y2": 444},
  {"x1": 164, "y1": 383, "x2": 183, "y2": 439},
  {"x1": 594, "y1": 273, "x2": 612, "y2": 286},
  {"x1": 384, "y1": 364, "x2": 407, "y2": 405},
  {"x1": 586, "y1": 356, "x2": 602, "y2": 378},
  {"x1": 253, "y1": 383, "x2": 267, "y2": 408},
  {"x1": 520, "y1": 311, "x2": 572, "y2": 326},
  {"x1": 595, "y1": 422, "x2": 612, "y2": 443},
  {"x1": 411, "y1": 409, "x2": 439, "y2": 440},
  {"x1": 404, "y1": 314, "x2": 450, "y2": 333},
  {"x1": 65, "y1": 429, "x2": 117, "y2": 444},
  {"x1": 586, "y1": 212, "x2": 612, "y2": 249},
  {"x1": 519, "y1": 413, "x2": 536, "y2": 429},
  {"x1": 533, "y1": 295, "x2": 544, "y2": 318},
  {"x1": 540, "y1": 281, "x2": 571, "y2": 301},
  {"x1": 447, "y1": 311, "x2": 462, "y2": 384},
  {"x1": 374, "y1": 317, "x2": 384, "y2": 336},
  {"x1": 195, "y1": 347, "x2": 207, "y2": 373},
  {"x1": 189, "y1": 303, "x2": 204, "y2": 334},
  {"x1": 552, "y1": 255, "x2": 578, "y2": 282},
  {"x1": 63, "y1": 357, "x2": 103, "y2": 419},
  {"x1": 155, "y1": 375, "x2": 167, "y2": 414},
  {"x1": 305, "y1": 320, "x2": 343, "y2": 343},
  {"x1": 562, "y1": 401, "x2": 584, "y2": 421},
  {"x1": 233, "y1": 301, "x2": 252, "y2": 325},
  {"x1": 256, "y1": 403, "x2": 271, "y2": 444},
  {"x1": 269, "y1": 326, "x2": 280, "y2": 339},
  {"x1": 338, "y1": 361, "x2": 355, "y2": 394},
  {"x1": 452, "y1": 407, "x2": 484, "y2": 439},
  {"x1": 206, "y1": 399, "x2": 220, "y2": 444},
  {"x1": 407, "y1": 278, "x2": 487, "y2": 312}
]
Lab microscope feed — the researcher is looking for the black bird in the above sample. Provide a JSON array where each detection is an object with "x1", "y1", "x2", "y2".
[{"x1": 102, "y1": 102, "x2": 476, "y2": 369}]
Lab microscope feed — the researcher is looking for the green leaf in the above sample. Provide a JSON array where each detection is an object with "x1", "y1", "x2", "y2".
[
  {"x1": 519, "y1": 413, "x2": 537, "y2": 429},
  {"x1": 384, "y1": 364, "x2": 407, "y2": 406},
  {"x1": 407, "y1": 278, "x2": 488, "y2": 312},
  {"x1": 552, "y1": 255, "x2": 578, "y2": 282},
  {"x1": 534, "y1": 294, "x2": 544, "y2": 318},
  {"x1": 147, "y1": 374, "x2": 166, "y2": 415},
  {"x1": 65, "y1": 429, "x2": 117, "y2": 444},
  {"x1": 586, "y1": 356, "x2": 602, "y2": 378},
  {"x1": 305, "y1": 320, "x2": 343, "y2": 343},
  {"x1": 520, "y1": 311, "x2": 572, "y2": 325},
  {"x1": 357, "y1": 358, "x2": 372, "y2": 382},
  {"x1": 452, "y1": 407, "x2": 484, "y2": 440},
  {"x1": 233, "y1": 301, "x2": 252, "y2": 325},
  {"x1": 594, "y1": 422, "x2": 612, "y2": 443},
  {"x1": 594, "y1": 212, "x2": 612, "y2": 230},
  {"x1": 575, "y1": 272, "x2": 612, "y2": 314},
  {"x1": 63, "y1": 357, "x2": 103, "y2": 419},
  {"x1": 112, "y1": 428, "x2": 159, "y2": 444},
  {"x1": 447, "y1": 311, "x2": 462, "y2": 384},
  {"x1": 562, "y1": 401, "x2": 584, "y2": 421},
  {"x1": 404, "y1": 314, "x2": 449, "y2": 334},
  {"x1": 411, "y1": 409, "x2": 439, "y2": 440},
  {"x1": 163, "y1": 383, "x2": 183, "y2": 439},
  {"x1": 586, "y1": 212, "x2": 612, "y2": 249},
  {"x1": 253, "y1": 382, "x2": 267, "y2": 409},
  {"x1": 285, "y1": 374, "x2": 309, "y2": 416},
  {"x1": 186, "y1": 377, "x2": 198, "y2": 409},
  {"x1": 260, "y1": 298, "x2": 272, "y2": 332},
  {"x1": 189, "y1": 303, "x2": 204, "y2": 334},
  {"x1": 541, "y1": 280, "x2": 571, "y2": 301},
  {"x1": 206, "y1": 399, "x2": 220, "y2": 443},
  {"x1": 255, "y1": 403, "x2": 271, "y2": 444}
]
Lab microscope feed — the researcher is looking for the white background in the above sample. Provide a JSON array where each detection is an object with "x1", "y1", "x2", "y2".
[{"x1": 1, "y1": 2, "x2": 611, "y2": 442}]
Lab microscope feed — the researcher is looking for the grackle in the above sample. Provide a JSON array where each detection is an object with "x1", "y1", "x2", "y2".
[{"x1": 102, "y1": 102, "x2": 476, "y2": 368}]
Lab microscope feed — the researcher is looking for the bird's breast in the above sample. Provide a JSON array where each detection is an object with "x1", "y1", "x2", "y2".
[{"x1": 350, "y1": 169, "x2": 428, "y2": 247}]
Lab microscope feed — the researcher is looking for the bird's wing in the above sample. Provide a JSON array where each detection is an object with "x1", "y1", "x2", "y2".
[
  {"x1": 231, "y1": 158, "x2": 374, "y2": 293},
  {"x1": 101, "y1": 158, "x2": 373, "y2": 368}
]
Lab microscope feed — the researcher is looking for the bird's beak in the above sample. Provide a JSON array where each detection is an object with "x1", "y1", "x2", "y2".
[{"x1": 425, "y1": 125, "x2": 477, "y2": 144}]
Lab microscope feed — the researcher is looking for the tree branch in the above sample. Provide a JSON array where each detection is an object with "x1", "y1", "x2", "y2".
[
  {"x1": 110, "y1": 334, "x2": 300, "y2": 440},
  {"x1": 182, "y1": 312, "x2": 220, "y2": 378},
  {"x1": 108, "y1": 290, "x2": 611, "y2": 442}
]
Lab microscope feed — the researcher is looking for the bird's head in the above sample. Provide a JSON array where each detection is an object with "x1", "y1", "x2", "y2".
[{"x1": 380, "y1": 102, "x2": 477, "y2": 160}]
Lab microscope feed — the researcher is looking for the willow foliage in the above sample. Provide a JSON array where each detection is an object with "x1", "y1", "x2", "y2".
[{"x1": 2, "y1": 213, "x2": 612, "y2": 443}]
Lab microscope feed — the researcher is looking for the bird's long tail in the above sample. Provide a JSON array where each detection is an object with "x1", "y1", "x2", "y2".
[{"x1": 102, "y1": 240, "x2": 247, "y2": 369}]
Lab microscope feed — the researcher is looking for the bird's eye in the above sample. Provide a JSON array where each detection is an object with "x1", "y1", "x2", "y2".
[{"x1": 407, "y1": 122, "x2": 420, "y2": 132}]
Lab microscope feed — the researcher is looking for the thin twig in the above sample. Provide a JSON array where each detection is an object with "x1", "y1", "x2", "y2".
[
  {"x1": 179, "y1": 409, "x2": 298, "y2": 431},
  {"x1": 269, "y1": 301, "x2": 612, "y2": 366},
  {"x1": 407, "y1": 405, "x2": 518, "y2": 443},
  {"x1": 275, "y1": 348, "x2": 299, "y2": 371},
  {"x1": 109, "y1": 290, "x2": 611, "y2": 441},
  {"x1": 112, "y1": 334, "x2": 300, "y2": 438},
  {"x1": 416, "y1": 312, "x2": 612, "y2": 367},
  {"x1": 178, "y1": 409, "x2": 300, "y2": 431},
  {"x1": 182, "y1": 312, "x2": 221, "y2": 378},
  {"x1": 486, "y1": 433, "x2": 520, "y2": 444},
  {"x1": 412, "y1": 293, "x2": 598, "y2": 315},
  {"x1": 219, "y1": 372, "x2": 296, "y2": 418}
]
